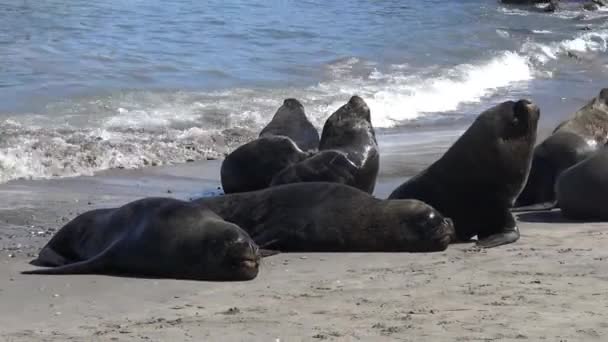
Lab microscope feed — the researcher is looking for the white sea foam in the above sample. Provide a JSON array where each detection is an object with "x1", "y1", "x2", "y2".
[
  {"x1": 0, "y1": 50, "x2": 537, "y2": 183},
  {"x1": 3, "y1": 21, "x2": 608, "y2": 184},
  {"x1": 522, "y1": 29, "x2": 608, "y2": 63}
]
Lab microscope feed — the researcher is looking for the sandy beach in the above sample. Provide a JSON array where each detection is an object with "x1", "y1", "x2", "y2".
[{"x1": 0, "y1": 131, "x2": 606, "y2": 342}]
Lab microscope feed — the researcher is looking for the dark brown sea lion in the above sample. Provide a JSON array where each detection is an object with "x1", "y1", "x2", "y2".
[
  {"x1": 23, "y1": 198, "x2": 262, "y2": 281},
  {"x1": 556, "y1": 147, "x2": 608, "y2": 220},
  {"x1": 259, "y1": 98, "x2": 319, "y2": 151},
  {"x1": 309, "y1": 95, "x2": 379, "y2": 193},
  {"x1": 266, "y1": 96, "x2": 379, "y2": 192},
  {"x1": 195, "y1": 182, "x2": 455, "y2": 253},
  {"x1": 389, "y1": 100, "x2": 540, "y2": 248},
  {"x1": 516, "y1": 88, "x2": 608, "y2": 207},
  {"x1": 269, "y1": 150, "x2": 358, "y2": 187},
  {"x1": 220, "y1": 136, "x2": 310, "y2": 194}
]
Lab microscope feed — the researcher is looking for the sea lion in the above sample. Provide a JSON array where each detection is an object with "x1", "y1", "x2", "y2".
[
  {"x1": 516, "y1": 88, "x2": 608, "y2": 207},
  {"x1": 195, "y1": 182, "x2": 455, "y2": 253},
  {"x1": 266, "y1": 96, "x2": 379, "y2": 192},
  {"x1": 23, "y1": 198, "x2": 262, "y2": 281},
  {"x1": 556, "y1": 148, "x2": 608, "y2": 220},
  {"x1": 389, "y1": 100, "x2": 540, "y2": 248},
  {"x1": 220, "y1": 135, "x2": 310, "y2": 194},
  {"x1": 259, "y1": 98, "x2": 319, "y2": 151},
  {"x1": 317, "y1": 95, "x2": 379, "y2": 193}
]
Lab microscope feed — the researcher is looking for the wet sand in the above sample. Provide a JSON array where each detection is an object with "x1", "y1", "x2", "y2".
[{"x1": 1, "y1": 131, "x2": 607, "y2": 341}]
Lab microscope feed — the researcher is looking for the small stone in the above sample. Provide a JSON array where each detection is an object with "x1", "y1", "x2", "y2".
[{"x1": 222, "y1": 307, "x2": 241, "y2": 315}]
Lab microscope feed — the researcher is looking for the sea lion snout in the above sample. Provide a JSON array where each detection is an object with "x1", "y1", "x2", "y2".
[
  {"x1": 514, "y1": 99, "x2": 540, "y2": 122},
  {"x1": 435, "y1": 217, "x2": 456, "y2": 245},
  {"x1": 226, "y1": 238, "x2": 261, "y2": 265}
]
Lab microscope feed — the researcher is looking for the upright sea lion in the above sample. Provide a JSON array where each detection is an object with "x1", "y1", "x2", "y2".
[
  {"x1": 23, "y1": 198, "x2": 262, "y2": 281},
  {"x1": 259, "y1": 98, "x2": 320, "y2": 151},
  {"x1": 516, "y1": 88, "x2": 608, "y2": 207},
  {"x1": 389, "y1": 100, "x2": 540, "y2": 248},
  {"x1": 220, "y1": 136, "x2": 310, "y2": 194},
  {"x1": 195, "y1": 182, "x2": 455, "y2": 253},
  {"x1": 314, "y1": 96, "x2": 379, "y2": 193},
  {"x1": 556, "y1": 148, "x2": 608, "y2": 220},
  {"x1": 266, "y1": 96, "x2": 379, "y2": 192}
]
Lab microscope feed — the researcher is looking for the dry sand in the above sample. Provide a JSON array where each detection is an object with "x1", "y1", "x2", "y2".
[{"x1": 1, "y1": 132, "x2": 607, "y2": 341}]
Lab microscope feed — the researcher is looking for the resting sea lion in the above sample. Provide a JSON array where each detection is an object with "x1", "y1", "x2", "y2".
[
  {"x1": 220, "y1": 136, "x2": 310, "y2": 194},
  {"x1": 270, "y1": 150, "x2": 357, "y2": 187},
  {"x1": 23, "y1": 198, "x2": 262, "y2": 281},
  {"x1": 389, "y1": 100, "x2": 540, "y2": 248},
  {"x1": 516, "y1": 88, "x2": 608, "y2": 207},
  {"x1": 195, "y1": 182, "x2": 455, "y2": 253},
  {"x1": 556, "y1": 148, "x2": 608, "y2": 220},
  {"x1": 259, "y1": 98, "x2": 319, "y2": 151}
]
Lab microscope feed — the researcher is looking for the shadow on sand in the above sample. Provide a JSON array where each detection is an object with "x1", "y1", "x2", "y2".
[{"x1": 516, "y1": 209, "x2": 607, "y2": 224}]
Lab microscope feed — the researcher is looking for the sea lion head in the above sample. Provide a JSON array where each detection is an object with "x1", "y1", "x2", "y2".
[
  {"x1": 270, "y1": 98, "x2": 307, "y2": 122},
  {"x1": 196, "y1": 217, "x2": 261, "y2": 281},
  {"x1": 282, "y1": 98, "x2": 305, "y2": 110},
  {"x1": 329, "y1": 95, "x2": 371, "y2": 123},
  {"x1": 594, "y1": 88, "x2": 608, "y2": 109},
  {"x1": 478, "y1": 99, "x2": 540, "y2": 144},
  {"x1": 380, "y1": 199, "x2": 455, "y2": 252},
  {"x1": 458, "y1": 100, "x2": 539, "y2": 192}
]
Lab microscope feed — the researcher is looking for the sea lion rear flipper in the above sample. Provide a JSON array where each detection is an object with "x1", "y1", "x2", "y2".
[
  {"x1": 29, "y1": 247, "x2": 74, "y2": 267},
  {"x1": 22, "y1": 239, "x2": 119, "y2": 275},
  {"x1": 476, "y1": 227, "x2": 520, "y2": 248}
]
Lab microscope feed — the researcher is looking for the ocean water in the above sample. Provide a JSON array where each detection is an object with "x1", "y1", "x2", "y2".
[{"x1": 1, "y1": 0, "x2": 608, "y2": 183}]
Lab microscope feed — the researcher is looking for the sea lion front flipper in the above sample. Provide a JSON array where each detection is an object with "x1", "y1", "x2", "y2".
[
  {"x1": 259, "y1": 249, "x2": 280, "y2": 257},
  {"x1": 476, "y1": 227, "x2": 520, "y2": 248},
  {"x1": 511, "y1": 201, "x2": 558, "y2": 213},
  {"x1": 252, "y1": 228, "x2": 283, "y2": 251}
]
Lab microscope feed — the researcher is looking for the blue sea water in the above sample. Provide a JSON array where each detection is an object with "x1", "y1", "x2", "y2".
[{"x1": 0, "y1": 0, "x2": 607, "y2": 182}]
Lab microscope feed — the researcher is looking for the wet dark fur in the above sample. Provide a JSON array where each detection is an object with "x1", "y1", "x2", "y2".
[
  {"x1": 23, "y1": 198, "x2": 261, "y2": 281},
  {"x1": 389, "y1": 100, "x2": 540, "y2": 248},
  {"x1": 557, "y1": 148, "x2": 608, "y2": 220},
  {"x1": 516, "y1": 88, "x2": 608, "y2": 207},
  {"x1": 259, "y1": 98, "x2": 319, "y2": 151},
  {"x1": 195, "y1": 182, "x2": 455, "y2": 253}
]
